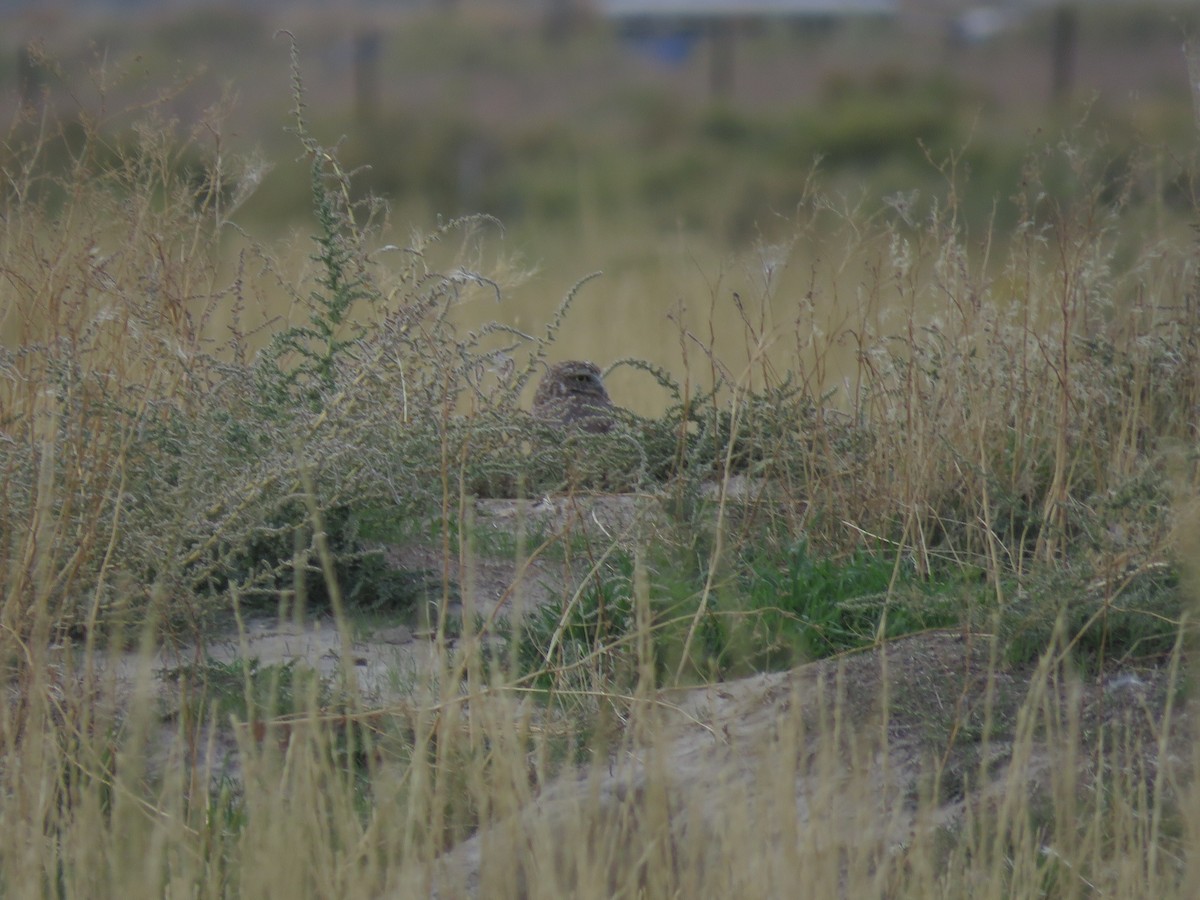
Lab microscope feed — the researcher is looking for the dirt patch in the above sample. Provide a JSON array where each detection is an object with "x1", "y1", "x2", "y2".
[
  {"x1": 430, "y1": 629, "x2": 1193, "y2": 897},
  {"x1": 59, "y1": 491, "x2": 1191, "y2": 896}
]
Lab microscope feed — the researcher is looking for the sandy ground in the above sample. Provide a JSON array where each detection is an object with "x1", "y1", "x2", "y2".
[{"x1": 56, "y1": 491, "x2": 1190, "y2": 896}]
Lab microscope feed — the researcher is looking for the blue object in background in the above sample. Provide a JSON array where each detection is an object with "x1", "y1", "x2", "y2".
[{"x1": 626, "y1": 31, "x2": 698, "y2": 66}]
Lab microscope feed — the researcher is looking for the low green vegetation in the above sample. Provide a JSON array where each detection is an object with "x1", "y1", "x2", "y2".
[
  {"x1": 740, "y1": 540, "x2": 962, "y2": 662},
  {"x1": 163, "y1": 657, "x2": 331, "y2": 727},
  {"x1": 509, "y1": 538, "x2": 965, "y2": 694}
]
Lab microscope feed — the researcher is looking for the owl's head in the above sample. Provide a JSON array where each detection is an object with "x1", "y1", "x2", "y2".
[
  {"x1": 533, "y1": 360, "x2": 615, "y2": 434},
  {"x1": 555, "y1": 361, "x2": 607, "y2": 398}
]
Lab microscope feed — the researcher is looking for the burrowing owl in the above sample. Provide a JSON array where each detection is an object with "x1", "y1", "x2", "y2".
[{"x1": 532, "y1": 360, "x2": 614, "y2": 434}]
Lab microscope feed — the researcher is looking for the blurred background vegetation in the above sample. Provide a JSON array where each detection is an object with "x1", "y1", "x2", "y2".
[{"x1": 3, "y1": 0, "x2": 1197, "y2": 413}]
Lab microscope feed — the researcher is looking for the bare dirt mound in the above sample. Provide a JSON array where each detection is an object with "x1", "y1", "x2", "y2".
[
  {"x1": 429, "y1": 629, "x2": 1192, "y2": 898},
  {"x1": 77, "y1": 491, "x2": 1190, "y2": 897}
]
